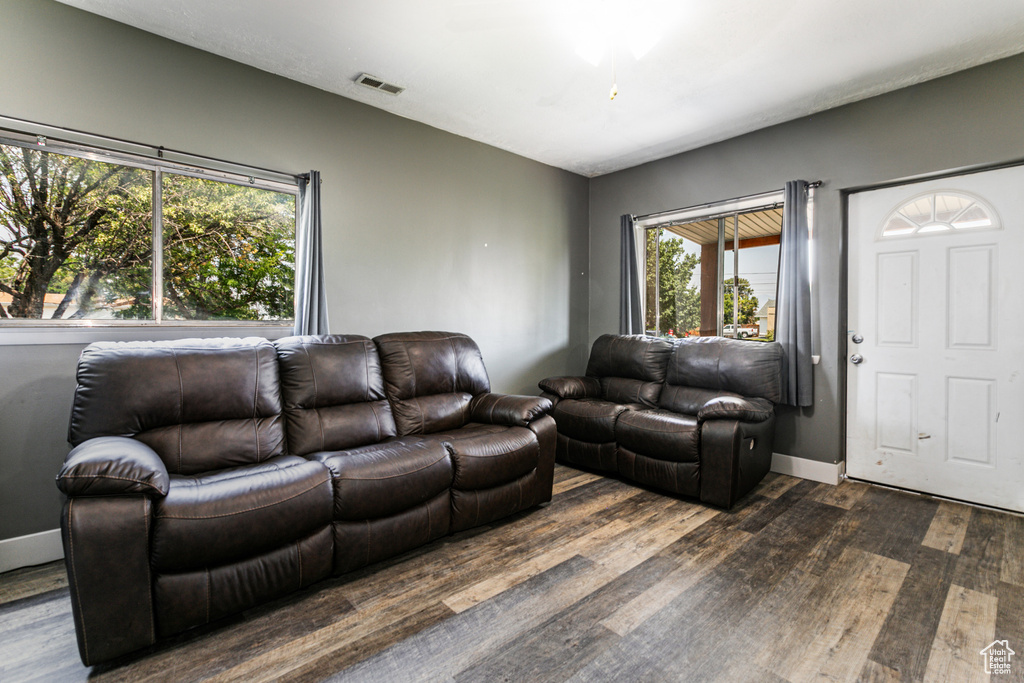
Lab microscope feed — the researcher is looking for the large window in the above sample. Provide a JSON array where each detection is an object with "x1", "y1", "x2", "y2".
[
  {"x1": 0, "y1": 138, "x2": 296, "y2": 323},
  {"x1": 640, "y1": 193, "x2": 783, "y2": 341}
]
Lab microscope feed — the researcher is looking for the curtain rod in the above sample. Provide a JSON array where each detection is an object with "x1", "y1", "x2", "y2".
[
  {"x1": 0, "y1": 113, "x2": 302, "y2": 184},
  {"x1": 633, "y1": 180, "x2": 823, "y2": 223}
]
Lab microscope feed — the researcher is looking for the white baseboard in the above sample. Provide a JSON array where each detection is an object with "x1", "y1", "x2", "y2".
[
  {"x1": 771, "y1": 452, "x2": 845, "y2": 486},
  {"x1": 0, "y1": 529, "x2": 63, "y2": 574}
]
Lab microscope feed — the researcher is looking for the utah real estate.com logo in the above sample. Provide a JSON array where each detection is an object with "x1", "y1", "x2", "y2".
[{"x1": 980, "y1": 640, "x2": 1014, "y2": 676}]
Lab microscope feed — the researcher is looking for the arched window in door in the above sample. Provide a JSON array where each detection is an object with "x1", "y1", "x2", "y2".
[{"x1": 879, "y1": 191, "x2": 999, "y2": 239}]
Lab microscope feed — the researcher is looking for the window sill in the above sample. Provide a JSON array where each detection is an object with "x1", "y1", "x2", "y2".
[{"x1": 0, "y1": 323, "x2": 295, "y2": 346}]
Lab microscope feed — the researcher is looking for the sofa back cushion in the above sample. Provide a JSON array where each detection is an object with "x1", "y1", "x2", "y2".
[
  {"x1": 69, "y1": 338, "x2": 285, "y2": 475},
  {"x1": 374, "y1": 331, "x2": 490, "y2": 435},
  {"x1": 275, "y1": 335, "x2": 397, "y2": 455},
  {"x1": 584, "y1": 334, "x2": 673, "y2": 407},
  {"x1": 661, "y1": 337, "x2": 784, "y2": 410}
]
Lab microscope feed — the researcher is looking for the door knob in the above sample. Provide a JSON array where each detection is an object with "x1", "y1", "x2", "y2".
[
  {"x1": 852, "y1": 334, "x2": 864, "y2": 344},
  {"x1": 850, "y1": 354, "x2": 864, "y2": 365}
]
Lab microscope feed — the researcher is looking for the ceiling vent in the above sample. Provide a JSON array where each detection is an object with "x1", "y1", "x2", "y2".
[{"x1": 355, "y1": 73, "x2": 405, "y2": 96}]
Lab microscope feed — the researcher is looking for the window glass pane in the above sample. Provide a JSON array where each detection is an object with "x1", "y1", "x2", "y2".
[
  {"x1": 162, "y1": 174, "x2": 295, "y2": 321},
  {"x1": 901, "y1": 196, "x2": 932, "y2": 224},
  {"x1": 934, "y1": 194, "x2": 972, "y2": 223},
  {"x1": 724, "y1": 208, "x2": 781, "y2": 340},
  {"x1": 951, "y1": 204, "x2": 993, "y2": 230},
  {"x1": 882, "y1": 215, "x2": 916, "y2": 237},
  {"x1": 644, "y1": 227, "x2": 658, "y2": 334},
  {"x1": 644, "y1": 203, "x2": 783, "y2": 343},
  {"x1": 0, "y1": 144, "x2": 152, "y2": 320},
  {"x1": 655, "y1": 228, "x2": 700, "y2": 338}
]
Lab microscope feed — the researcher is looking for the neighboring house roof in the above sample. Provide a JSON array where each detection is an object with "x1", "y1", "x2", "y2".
[
  {"x1": 755, "y1": 298, "x2": 776, "y2": 317},
  {"x1": 0, "y1": 293, "x2": 69, "y2": 304}
]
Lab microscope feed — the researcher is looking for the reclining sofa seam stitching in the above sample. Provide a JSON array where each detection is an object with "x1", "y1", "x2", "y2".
[
  {"x1": 156, "y1": 478, "x2": 326, "y2": 519},
  {"x1": 332, "y1": 452, "x2": 449, "y2": 481},
  {"x1": 173, "y1": 462, "x2": 292, "y2": 487},
  {"x1": 251, "y1": 347, "x2": 260, "y2": 421},
  {"x1": 303, "y1": 344, "x2": 325, "y2": 451},
  {"x1": 59, "y1": 473, "x2": 164, "y2": 495}
]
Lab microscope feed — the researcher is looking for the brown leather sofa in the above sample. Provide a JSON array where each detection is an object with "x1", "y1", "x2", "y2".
[
  {"x1": 540, "y1": 334, "x2": 784, "y2": 509},
  {"x1": 55, "y1": 332, "x2": 553, "y2": 665}
]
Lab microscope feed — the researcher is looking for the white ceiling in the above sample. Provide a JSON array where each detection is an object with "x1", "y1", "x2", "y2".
[{"x1": 57, "y1": 0, "x2": 1024, "y2": 177}]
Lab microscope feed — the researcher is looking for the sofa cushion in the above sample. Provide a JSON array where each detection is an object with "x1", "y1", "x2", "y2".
[
  {"x1": 667, "y1": 336, "x2": 784, "y2": 402},
  {"x1": 275, "y1": 335, "x2": 398, "y2": 455},
  {"x1": 151, "y1": 455, "x2": 332, "y2": 572},
  {"x1": 374, "y1": 331, "x2": 491, "y2": 435},
  {"x1": 616, "y1": 409, "x2": 700, "y2": 463},
  {"x1": 312, "y1": 440, "x2": 453, "y2": 521},
  {"x1": 552, "y1": 398, "x2": 633, "y2": 443},
  {"x1": 428, "y1": 422, "x2": 508, "y2": 441},
  {"x1": 446, "y1": 426, "x2": 539, "y2": 490},
  {"x1": 69, "y1": 337, "x2": 285, "y2": 474},
  {"x1": 585, "y1": 334, "x2": 674, "y2": 383}
]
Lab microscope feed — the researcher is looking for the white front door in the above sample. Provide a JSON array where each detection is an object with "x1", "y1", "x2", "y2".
[{"x1": 847, "y1": 164, "x2": 1024, "y2": 512}]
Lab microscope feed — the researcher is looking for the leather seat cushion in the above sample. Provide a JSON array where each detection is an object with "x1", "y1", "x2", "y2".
[
  {"x1": 615, "y1": 409, "x2": 700, "y2": 463},
  {"x1": 427, "y1": 422, "x2": 507, "y2": 441},
  {"x1": 552, "y1": 398, "x2": 631, "y2": 443},
  {"x1": 445, "y1": 426, "x2": 539, "y2": 490},
  {"x1": 312, "y1": 440, "x2": 453, "y2": 521},
  {"x1": 151, "y1": 455, "x2": 332, "y2": 573}
]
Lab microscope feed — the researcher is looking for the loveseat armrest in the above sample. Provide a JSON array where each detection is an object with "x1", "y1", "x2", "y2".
[
  {"x1": 469, "y1": 393, "x2": 553, "y2": 428},
  {"x1": 537, "y1": 376, "x2": 601, "y2": 400},
  {"x1": 697, "y1": 396, "x2": 774, "y2": 423},
  {"x1": 699, "y1": 415, "x2": 776, "y2": 509},
  {"x1": 57, "y1": 436, "x2": 170, "y2": 498}
]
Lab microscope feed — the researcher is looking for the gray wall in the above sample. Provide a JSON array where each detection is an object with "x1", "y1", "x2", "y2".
[
  {"x1": 0, "y1": 0, "x2": 590, "y2": 541},
  {"x1": 589, "y1": 53, "x2": 1024, "y2": 464}
]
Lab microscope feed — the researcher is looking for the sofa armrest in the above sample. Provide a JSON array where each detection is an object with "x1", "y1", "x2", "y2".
[
  {"x1": 469, "y1": 393, "x2": 553, "y2": 428},
  {"x1": 57, "y1": 436, "x2": 170, "y2": 498},
  {"x1": 697, "y1": 396, "x2": 774, "y2": 423},
  {"x1": 699, "y1": 415, "x2": 776, "y2": 509},
  {"x1": 537, "y1": 376, "x2": 601, "y2": 400}
]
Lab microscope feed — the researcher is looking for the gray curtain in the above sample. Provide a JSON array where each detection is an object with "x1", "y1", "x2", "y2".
[
  {"x1": 620, "y1": 214, "x2": 643, "y2": 335},
  {"x1": 776, "y1": 180, "x2": 812, "y2": 406},
  {"x1": 293, "y1": 170, "x2": 329, "y2": 336}
]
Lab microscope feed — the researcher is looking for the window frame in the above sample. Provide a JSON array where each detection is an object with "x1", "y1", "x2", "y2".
[
  {"x1": 0, "y1": 129, "x2": 300, "y2": 333},
  {"x1": 636, "y1": 189, "x2": 785, "y2": 339}
]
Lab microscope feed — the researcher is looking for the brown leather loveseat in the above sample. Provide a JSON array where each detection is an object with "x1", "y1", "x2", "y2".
[
  {"x1": 539, "y1": 334, "x2": 783, "y2": 508},
  {"x1": 55, "y1": 332, "x2": 553, "y2": 665}
]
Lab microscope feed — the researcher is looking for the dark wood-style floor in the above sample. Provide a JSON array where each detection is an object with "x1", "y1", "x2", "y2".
[{"x1": 2, "y1": 465, "x2": 1022, "y2": 682}]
